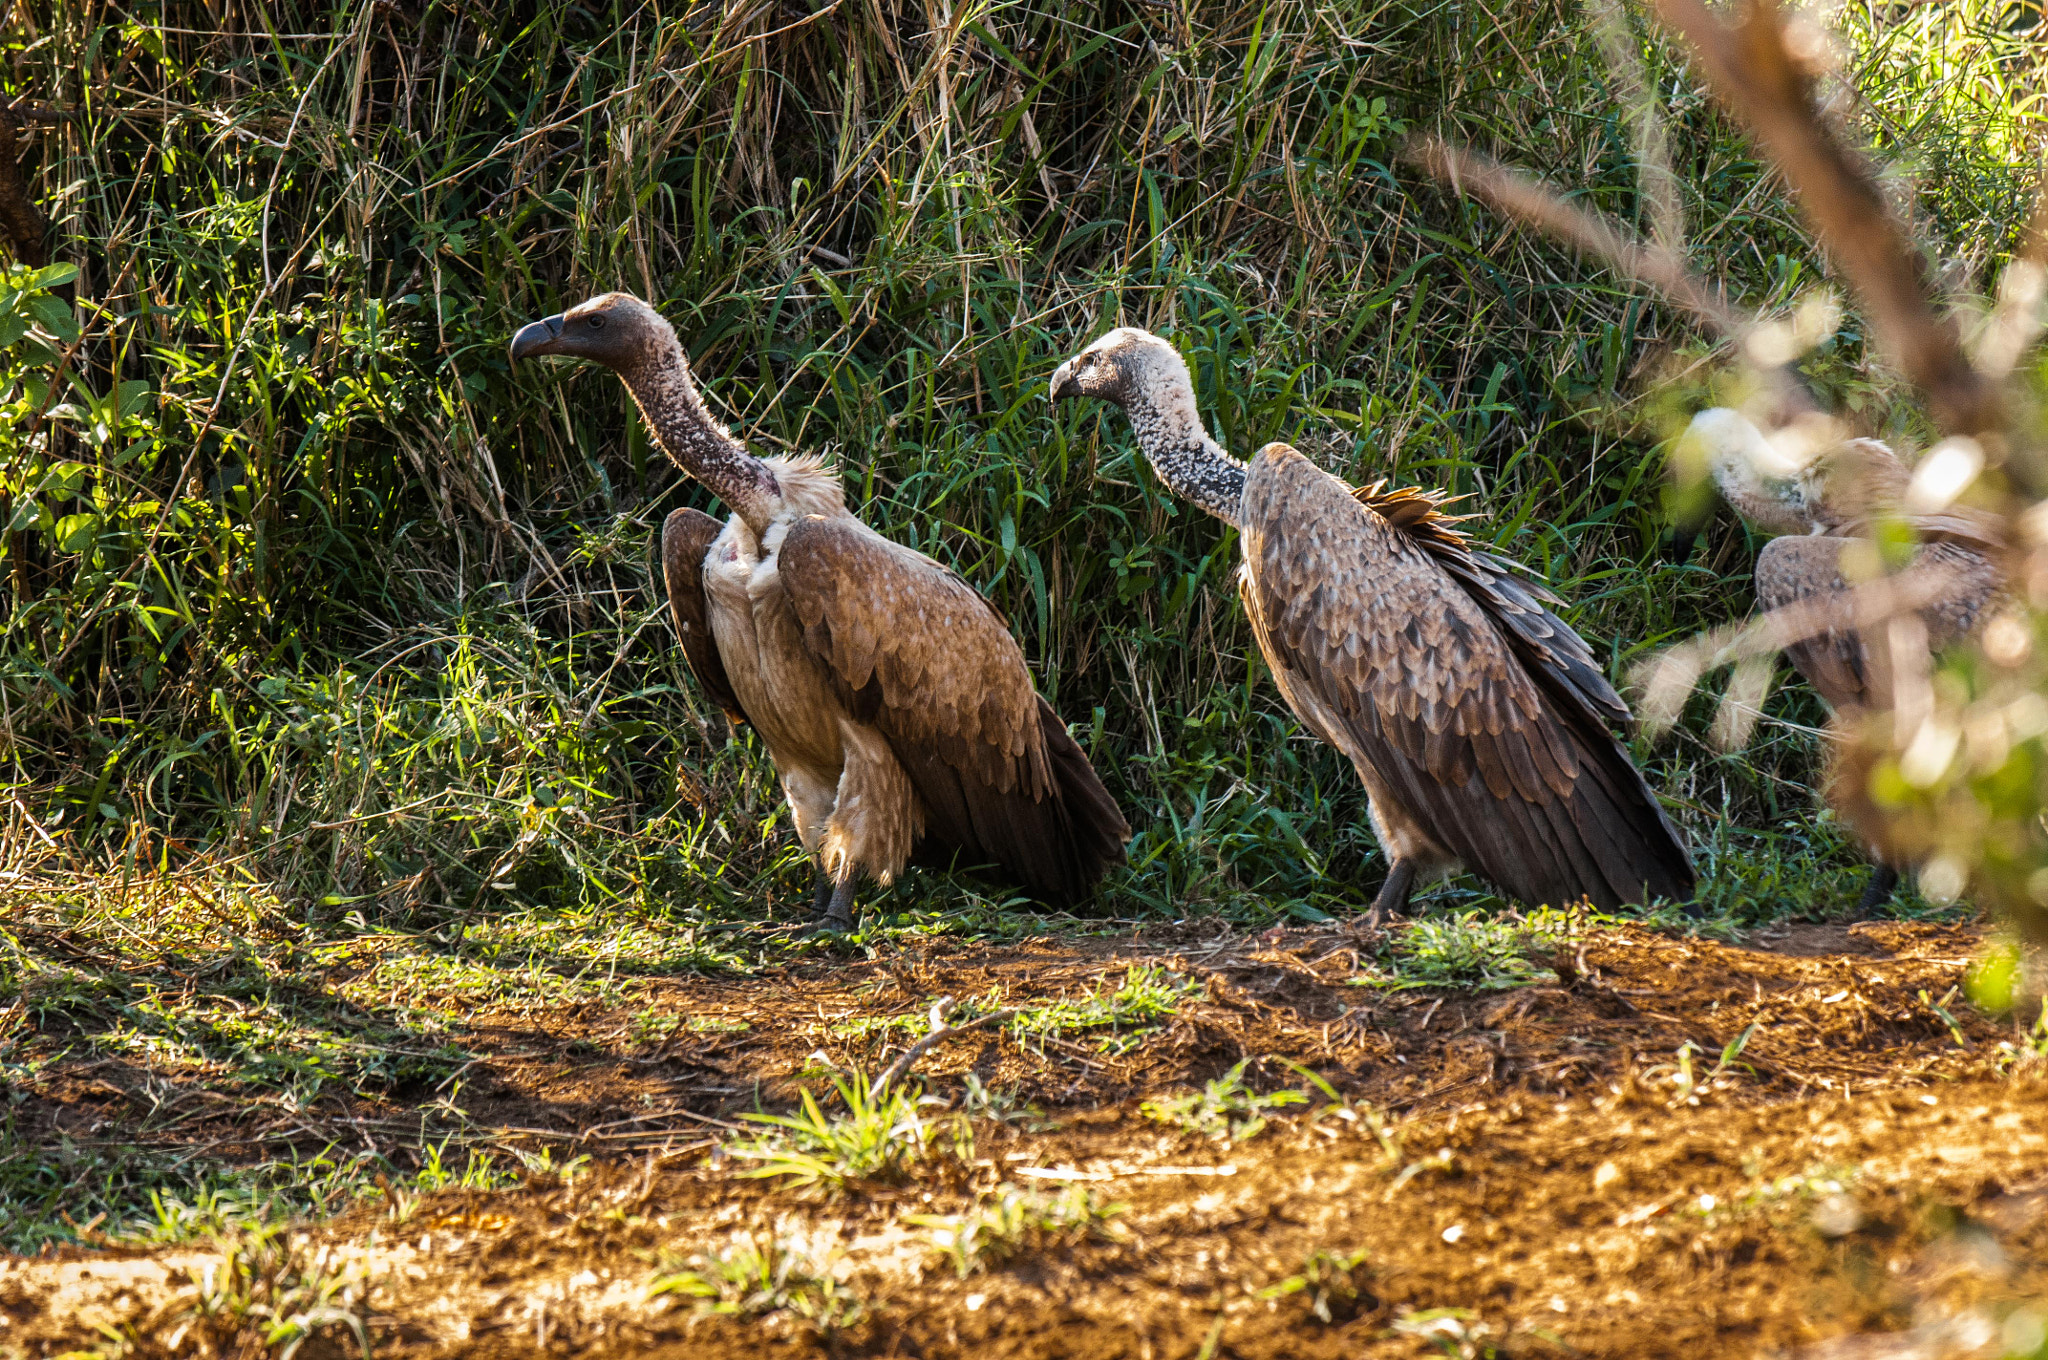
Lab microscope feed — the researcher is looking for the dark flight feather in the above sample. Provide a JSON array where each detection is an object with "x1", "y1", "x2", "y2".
[
  {"x1": 661, "y1": 507, "x2": 749, "y2": 726},
  {"x1": 1251, "y1": 445, "x2": 1694, "y2": 910}
]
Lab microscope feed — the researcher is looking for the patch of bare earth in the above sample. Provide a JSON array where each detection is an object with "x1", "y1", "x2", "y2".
[{"x1": 6, "y1": 919, "x2": 2046, "y2": 1358}]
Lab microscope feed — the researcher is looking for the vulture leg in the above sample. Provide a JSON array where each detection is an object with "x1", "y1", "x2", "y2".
[
  {"x1": 1366, "y1": 859, "x2": 1419, "y2": 928},
  {"x1": 809, "y1": 876, "x2": 836, "y2": 918},
  {"x1": 1853, "y1": 864, "x2": 1900, "y2": 920},
  {"x1": 810, "y1": 877, "x2": 858, "y2": 932}
]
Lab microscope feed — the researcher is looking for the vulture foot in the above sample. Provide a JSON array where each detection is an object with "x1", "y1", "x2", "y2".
[
  {"x1": 1364, "y1": 860, "x2": 1418, "y2": 929},
  {"x1": 1853, "y1": 864, "x2": 1900, "y2": 920},
  {"x1": 800, "y1": 877, "x2": 858, "y2": 935}
]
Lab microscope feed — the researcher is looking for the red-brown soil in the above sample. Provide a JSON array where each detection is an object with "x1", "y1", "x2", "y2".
[{"x1": 6, "y1": 918, "x2": 2046, "y2": 1358}]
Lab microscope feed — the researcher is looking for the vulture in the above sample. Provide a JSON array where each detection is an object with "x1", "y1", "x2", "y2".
[
  {"x1": 511, "y1": 293, "x2": 1128, "y2": 928},
  {"x1": 1052, "y1": 327, "x2": 1695, "y2": 923},
  {"x1": 1678, "y1": 407, "x2": 2004, "y2": 913}
]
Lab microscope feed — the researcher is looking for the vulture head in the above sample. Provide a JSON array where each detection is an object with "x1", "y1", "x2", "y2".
[
  {"x1": 509, "y1": 292, "x2": 676, "y2": 372},
  {"x1": 1675, "y1": 406, "x2": 1823, "y2": 537},
  {"x1": 1049, "y1": 326, "x2": 1192, "y2": 412}
]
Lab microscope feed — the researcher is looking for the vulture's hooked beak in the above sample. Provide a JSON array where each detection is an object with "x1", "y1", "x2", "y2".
[
  {"x1": 1048, "y1": 358, "x2": 1078, "y2": 404},
  {"x1": 509, "y1": 313, "x2": 567, "y2": 363}
]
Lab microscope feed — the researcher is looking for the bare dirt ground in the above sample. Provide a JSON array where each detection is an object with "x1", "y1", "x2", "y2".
[{"x1": 6, "y1": 917, "x2": 2047, "y2": 1358}]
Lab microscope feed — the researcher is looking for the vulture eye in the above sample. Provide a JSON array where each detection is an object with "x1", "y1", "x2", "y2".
[{"x1": 585, "y1": 315, "x2": 607, "y2": 330}]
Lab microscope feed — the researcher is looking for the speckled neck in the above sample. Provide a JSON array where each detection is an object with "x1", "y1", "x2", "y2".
[
  {"x1": 1121, "y1": 384, "x2": 1247, "y2": 527},
  {"x1": 618, "y1": 337, "x2": 782, "y2": 533}
]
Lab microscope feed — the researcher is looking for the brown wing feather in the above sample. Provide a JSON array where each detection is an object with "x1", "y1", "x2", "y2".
[
  {"x1": 662, "y1": 508, "x2": 748, "y2": 725},
  {"x1": 1755, "y1": 534, "x2": 2003, "y2": 713},
  {"x1": 776, "y1": 515, "x2": 1129, "y2": 904},
  {"x1": 1753, "y1": 535, "x2": 1874, "y2": 711},
  {"x1": 1245, "y1": 444, "x2": 1694, "y2": 911}
]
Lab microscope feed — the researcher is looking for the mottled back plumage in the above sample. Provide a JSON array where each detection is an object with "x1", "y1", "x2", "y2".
[
  {"x1": 1249, "y1": 446, "x2": 1694, "y2": 910},
  {"x1": 778, "y1": 515, "x2": 1129, "y2": 904}
]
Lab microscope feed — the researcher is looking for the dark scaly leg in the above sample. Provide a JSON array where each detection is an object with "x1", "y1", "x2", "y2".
[
  {"x1": 810, "y1": 876, "x2": 835, "y2": 918},
  {"x1": 1366, "y1": 859, "x2": 1418, "y2": 929},
  {"x1": 803, "y1": 876, "x2": 857, "y2": 934},
  {"x1": 1853, "y1": 864, "x2": 1900, "y2": 920}
]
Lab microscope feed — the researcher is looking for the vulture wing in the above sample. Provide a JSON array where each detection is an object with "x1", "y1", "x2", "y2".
[
  {"x1": 662, "y1": 508, "x2": 749, "y2": 725},
  {"x1": 1240, "y1": 444, "x2": 1694, "y2": 911},
  {"x1": 1753, "y1": 535, "x2": 1874, "y2": 711},
  {"x1": 776, "y1": 515, "x2": 1129, "y2": 904},
  {"x1": 1755, "y1": 534, "x2": 2002, "y2": 713}
]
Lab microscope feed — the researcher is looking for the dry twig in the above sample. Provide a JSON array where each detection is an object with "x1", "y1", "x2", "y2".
[{"x1": 1651, "y1": 0, "x2": 1999, "y2": 439}]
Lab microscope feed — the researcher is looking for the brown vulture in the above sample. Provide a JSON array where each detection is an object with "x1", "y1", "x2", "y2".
[
  {"x1": 1678, "y1": 406, "x2": 2004, "y2": 913},
  {"x1": 1052, "y1": 326, "x2": 1694, "y2": 923},
  {"x1": 512, "y1": 293, "x2": 1128, "y2": 928}
]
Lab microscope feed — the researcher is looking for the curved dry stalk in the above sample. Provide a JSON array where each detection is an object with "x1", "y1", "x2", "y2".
[
  {"x1": 1406, "y1": 136, "x2": 1748, "y2": 342},
  {"x1": 1651, "y1": 0, "x2": 2000, "y2": 440},
  {"x1": 872, "y1": 1000, "x2": 1021, "y2": 1100}
]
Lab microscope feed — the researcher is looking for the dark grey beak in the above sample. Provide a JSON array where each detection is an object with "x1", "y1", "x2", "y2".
[
  {"x1": 509, "y1": 313, "x2": 565, "y2": 362},
  {"x1": 1049, "y1": 359, "x2": 1078, "y2": 403}
]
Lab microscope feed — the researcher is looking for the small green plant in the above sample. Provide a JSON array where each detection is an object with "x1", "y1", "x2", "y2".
[
  {"x1": 169, "y1": 1222, "x2": 374, "y2": 1360},
  {"x1": 1258, "y1": 1247, "x2": 1370, "y2": 1323},
  {"x1": 647, "y1": 1223, "x2": 867, "y2": 1333},
  {"x1": 960, "y1": 1074, "x2": 1055, "y2": 1131},
  {"x1": 1996, "y1": 1000, "x2": 2048, "y2": 1076},
  {"x1": 1141, "y1": 1061, "x2": 1306, "y2": 1143},
  {"x1": 1006, "y1": 966, "x2": 1199, "y2": 1055},
  {"x1": 1920, "y1": 986, "x2": 1971, "y2": 1047},
  {"x1": 1668, "y1": 1021, "x2": 1760, "y2": 1105},
  {"x1": 729, "y1": 1070, "x2": 939, "y2": 1191},
  {"x1": 1285, "y1": 1062, "x2": 1402, "y2": 1162},
  {"x1": 630, "y1": 1010, "x2": 683, "y2": 1044},
  {"x1": 1392, "y1": 1307, "x2": 1499, "y2": 1359},
  {"x1": 1366, "y1": 912, "x2": 1564, "y2": 992},
  {"x1": 913, "y1": 1184, "x2": 1128, "y2": 1277}
]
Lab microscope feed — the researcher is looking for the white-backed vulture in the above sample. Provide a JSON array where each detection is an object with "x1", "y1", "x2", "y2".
[
  {"x1": 1678, "y1": 407, "x2": 2004, "y2": 912},
  {"x1": 511, "y1": 293, "x2": 1128, "y2": 928},
  {"x1": 1052, "y1": 327, "x2": 1695, "y2": 923}
]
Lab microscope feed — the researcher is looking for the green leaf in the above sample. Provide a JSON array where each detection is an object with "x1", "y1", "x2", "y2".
[
  {"x1": 27, "y1": 263, "x2": 78, "y2": 291},
  {"x1": 53, "y1": 512, "x2": 100, "y2": 553},
  {"x1": 30, "y1": 294, "x2": 78, "y2": 341}
]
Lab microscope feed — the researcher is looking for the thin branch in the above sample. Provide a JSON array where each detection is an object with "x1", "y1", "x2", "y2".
[
  {"x1": 872, "y1": 999, "x2": 1020, "y2": 1099},
  {"x1": 1407, "y1": 137, "x2": 1747, "y2": 341},
  {"x1": 0, "y1": 100, "x2": 78, "y2": 125},
  {"x1": 1651, "y1": 0, "x2": 1999, "y2": 438}
]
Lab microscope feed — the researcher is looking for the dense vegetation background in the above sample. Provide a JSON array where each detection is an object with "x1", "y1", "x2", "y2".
[{"x1": 1, "y1": 0, "x2": 2042, "y2": 925}]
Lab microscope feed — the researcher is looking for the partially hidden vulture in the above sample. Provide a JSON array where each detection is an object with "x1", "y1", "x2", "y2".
[
  {"x1": 1051, "y1": 327, "x2": 1695, "y2": 923},
  {"x1": 512, "y1": 293, "x2": 1128, "y2": 928},
  {"x1": 1678, "y1": 407, "x2": 2005, "y2": 913}
]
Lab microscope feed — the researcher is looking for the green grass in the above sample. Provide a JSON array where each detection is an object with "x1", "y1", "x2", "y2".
[
  {"x1": 913, "y1": 1183, "x2": 1129, "y2": 1278},
  {"x1": 648, "y1": 1225, "x2": 870, "y2": 1333},
  {"x1": 730, "y1": 1069, "x2": 952, "y2": 1192},
  {"x1": 0, "y1": 0, "x2": 2040, "y2": 1256},
  {"x1": 1140, "y1": 1058, "x2": 1308, "y2": 1142}
]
